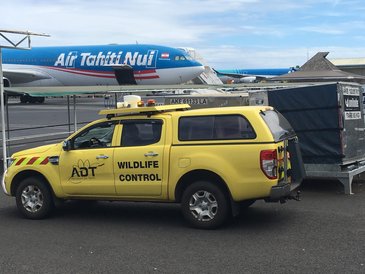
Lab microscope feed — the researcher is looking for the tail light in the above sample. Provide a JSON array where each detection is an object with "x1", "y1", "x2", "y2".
[{"x1": 260, "y1": 149, "x2": 278, "y2": 179}]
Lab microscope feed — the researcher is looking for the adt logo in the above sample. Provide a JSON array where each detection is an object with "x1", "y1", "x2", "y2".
[{"x1": 70, "y1": 159, "x2": 104, "y2": 184}]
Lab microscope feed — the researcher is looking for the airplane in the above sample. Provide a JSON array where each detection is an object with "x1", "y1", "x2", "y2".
[
  {"x1": 1, "y1": 44, "x2": 205, "y2": 103},
  {"x1": 214, "y1": 67, "x2": 297, "y2": 83}
]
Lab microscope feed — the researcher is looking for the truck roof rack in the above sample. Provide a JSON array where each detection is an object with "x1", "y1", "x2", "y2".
[{"x1": 99, "y1": 104, "x2": 191, "y2": 118}]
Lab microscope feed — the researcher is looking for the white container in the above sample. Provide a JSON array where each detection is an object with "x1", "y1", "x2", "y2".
[{"x1": 123, "y1": 95, "x2": 141, "y2": 108}]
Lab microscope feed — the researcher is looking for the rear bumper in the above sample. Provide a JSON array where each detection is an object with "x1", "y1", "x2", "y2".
[
  {"x1": 267, "y1": 137, "x2": 305, "y2": 202},
  {"x1": 268, "y1": 181, "x2": 301, "y2": 201}
]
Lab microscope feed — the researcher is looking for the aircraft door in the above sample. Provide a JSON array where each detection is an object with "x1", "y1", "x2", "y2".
[
  {"x1": 66, "y1": 51, "x2": 78, "y2": 68},
  {"x1": 113, "y1": 65, "x2": 137, "y2": 85},
  {"x1": 146, "y1": 50, "x2": 158, "y2": 69}
]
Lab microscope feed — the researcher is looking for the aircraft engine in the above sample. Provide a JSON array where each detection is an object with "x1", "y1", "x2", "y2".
[
  {"x1": 3, "y1": 77, "x2": 11, "y2": 87},
  {"x1": 239, "y1": 76, "x2": 257, "y2": 83}
]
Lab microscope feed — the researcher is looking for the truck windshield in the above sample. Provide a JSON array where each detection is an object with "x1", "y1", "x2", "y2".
[{"x1": 260, "y1": 110, "x2": 295, "y2": 141}]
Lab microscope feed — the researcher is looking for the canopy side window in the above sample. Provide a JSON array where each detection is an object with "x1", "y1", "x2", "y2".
[{"x1": 121, "y1": 120, "x2": 163, "y2": 147}]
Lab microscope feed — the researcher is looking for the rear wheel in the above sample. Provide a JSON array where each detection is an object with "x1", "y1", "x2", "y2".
[
  {"x1": 20, "y1": 95, "x2": 28, "y2": 103},
  {"x1": 15, "y1": 177, "x2": 54, "y2": 219},
  {"x1": 181, "y1": 181, "x2": 229, "y2": 229}
]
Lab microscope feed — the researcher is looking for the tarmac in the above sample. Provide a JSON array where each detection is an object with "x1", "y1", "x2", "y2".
[{"x1": 0, "y1": 96, "x2": 364, "y2": 273}]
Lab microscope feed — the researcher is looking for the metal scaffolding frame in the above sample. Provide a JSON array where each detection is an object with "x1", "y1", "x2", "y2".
[{"x1": 0, "y1": 29, "x2": 50, "y2": 172}]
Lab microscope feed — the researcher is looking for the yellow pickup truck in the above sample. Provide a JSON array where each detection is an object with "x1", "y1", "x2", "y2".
[{"x1": 2, "y1": 99, "x2": 304, "y2": 229}]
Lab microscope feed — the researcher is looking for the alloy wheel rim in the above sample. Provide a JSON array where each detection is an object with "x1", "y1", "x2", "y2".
[
  {"x1": 21, "y1": 185, "x2": 44, "y2": 213},
  {"x1": 189, "y1": 190, "x2": 218, "y2": 221}
]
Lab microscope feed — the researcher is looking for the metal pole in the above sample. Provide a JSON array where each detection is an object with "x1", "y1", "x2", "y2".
[
  {"x1": 67, "y1": 95, "x2": 71, "y2": 133},
  {"x1": 0, "y1": 48, "x2": 7, "y2": 172},
  {"x1": 5, "y1": 93, "x2": 9, "y2": 139},
  {"x1": 73, "y1": 95, "x2": 77, "y2": 132},
  {"x1": 5, "y1": 93, "x2": 10, "y2": 159}
]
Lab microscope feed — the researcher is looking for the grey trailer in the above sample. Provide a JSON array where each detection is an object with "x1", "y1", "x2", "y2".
[{"x1": 251, "y1": 82, "x2": 365, "y2": 194}]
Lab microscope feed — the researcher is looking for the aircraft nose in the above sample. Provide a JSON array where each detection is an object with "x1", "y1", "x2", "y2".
[
  {"x1": 190, "y1": 65, "x2": 205, "y2": 78},
  {"x1": 195, "y1": 64, "x2": 205, "y2": 73},
  {"x1": 179, "y1": 64, "x2": 204, "y2": 83}
]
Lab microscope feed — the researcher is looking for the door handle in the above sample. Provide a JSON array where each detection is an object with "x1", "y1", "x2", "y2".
[
  {"x1": 96, "y1": 155, "x2": 109, "y2": 159},
  {"x1": 144, "y1": 152, "x2": 159, "y2": 157}
]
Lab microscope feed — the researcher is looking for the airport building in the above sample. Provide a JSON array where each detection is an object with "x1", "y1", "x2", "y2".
[
  {"x1": 270, "y1": 52, "x2": 365, "y2": 84},
  {"x1": 331, "y1": 57, "x2": 365, "y2": 77}
]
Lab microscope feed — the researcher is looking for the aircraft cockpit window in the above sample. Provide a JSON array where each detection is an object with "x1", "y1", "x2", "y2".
[{"x1": 175, "y1": 56, "x2": 187, "y2": 61}]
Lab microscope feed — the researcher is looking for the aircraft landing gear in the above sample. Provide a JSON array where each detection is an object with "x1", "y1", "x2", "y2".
[{"x1": 20, "y1": 94, "x2": 45, "y2": 104}]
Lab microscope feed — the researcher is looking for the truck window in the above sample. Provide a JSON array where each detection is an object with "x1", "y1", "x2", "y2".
[
  {"x1": 121, "y1": 120, "x2": 162, "y2": 147},
  {"x1": 72, "y1": 121, "x2": 116, "y2": 149},
  {"x1": 260, "y1": 110, "x2": 295, "y2": 141},
  {"x1": 179, "y1": 115, "x2": 256, "y2": 141}
]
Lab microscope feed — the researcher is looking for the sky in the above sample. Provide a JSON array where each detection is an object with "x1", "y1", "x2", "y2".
[{"x1": 1, "y1": 0, "x2": 365, "y2": 69}]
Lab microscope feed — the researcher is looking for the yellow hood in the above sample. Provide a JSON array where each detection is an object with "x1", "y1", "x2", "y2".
[{"x1": 11, "y1": 143, "x2": 61, "y2": 158}]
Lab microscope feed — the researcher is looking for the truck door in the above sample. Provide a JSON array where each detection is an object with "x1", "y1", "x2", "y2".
[
  {"x1": 114, "y1": 119, "x2": 165, "y2": 197},
  {"x1": 59, "y1": 121, "x2": 119, "y2": 196}
]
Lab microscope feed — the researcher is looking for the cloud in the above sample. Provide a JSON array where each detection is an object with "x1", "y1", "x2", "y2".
[
  {"x1": 298, "y1": 26, "x2": 345, "y2": 35},
  {"x1": 2, "y1": 0, "x2": 365, "y2": 68}
]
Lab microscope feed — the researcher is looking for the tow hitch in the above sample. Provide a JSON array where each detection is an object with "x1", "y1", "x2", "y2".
[
  {"x1": 288, "y1": 190, "x2": 301, "y2": 201},
  {"x1": 279, "y1": 190, "x2": 301, "y2": 204}
]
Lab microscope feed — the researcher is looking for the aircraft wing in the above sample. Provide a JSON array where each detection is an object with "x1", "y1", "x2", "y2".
[
  {"x1": 3, "y1": 68, "x2": 53, "y2": 84},
  {"x1": 4, "y1": 84, "x2": 230, "y2": 97},
  {"x1": 212, "y1": 68, "x2": 267, "y2": 81},
  {"x1": 213, "y1": 69, "x2": 245, "y2": 78}
]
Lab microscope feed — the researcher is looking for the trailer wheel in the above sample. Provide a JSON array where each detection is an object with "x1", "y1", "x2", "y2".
[
  {"x1": 15, "y1": 177, "x2": 54, "y2": 219},
  {"x1": 181, "y1": 181, "x2": 229, "y2": 229}
]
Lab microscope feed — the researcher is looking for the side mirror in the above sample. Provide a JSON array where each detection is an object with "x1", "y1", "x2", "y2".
[{"x1": 63, "y1": 140, "x2": 72, "y2": 151}]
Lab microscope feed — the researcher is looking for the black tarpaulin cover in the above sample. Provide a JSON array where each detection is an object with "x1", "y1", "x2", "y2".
[{"x1": 268, "y1": 83, "x2": 343, "y2": 164}]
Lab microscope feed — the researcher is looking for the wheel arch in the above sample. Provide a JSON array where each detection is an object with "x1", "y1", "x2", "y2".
[
  {"x1": 174, "y1": 169, "x2": 232, "y2": 203},
  {"x1": 10, "y1": 170, "x2": 53, "y2": 196}
]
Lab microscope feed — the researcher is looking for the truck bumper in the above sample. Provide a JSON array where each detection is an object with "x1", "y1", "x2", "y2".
[
  {"x1": 268, "y1": 181, "x2": 301, "y2": 202},
  {"x1": 1, "y1": 170, "x2": 10, "y2": 195}
]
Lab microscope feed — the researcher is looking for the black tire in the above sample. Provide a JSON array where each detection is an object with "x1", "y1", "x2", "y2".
[
  {"x1": 15, "y1": 177, "x2": 55, "y2": 219},
  {"x1": 28, "y1": 96, "x2": 37, "y2": 103},
  {"x1": 181, "y1": 181, "x2": 230, "y2": 229},
  {"x1": 20, "y1": 95, "x2": 28, "y2": 103},
  {"x1": 36, "y1": 97, "x2": 45, "y2": 103}
]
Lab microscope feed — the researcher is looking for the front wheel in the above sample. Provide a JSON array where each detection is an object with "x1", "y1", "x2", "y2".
[
  {"x1": 15, "y1": 177, "x2": 54, "y2": 219},
  {"x1": 181, "y1": 181, "x2": 230, "y2": 229}
]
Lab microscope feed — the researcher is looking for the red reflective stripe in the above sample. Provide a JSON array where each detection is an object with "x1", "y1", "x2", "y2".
[
  {"x1": 27, "y1": 157, "x2": 39, "y2": 165},
  {"x1": 134, "y1": 75, "x2": 160, "y2": 80},
  {"x1": 15, "y1": 158, "x2": 26, "y2": 166},
  {"x1": 134, "y1": 69, "x2": 156, "y2": 75},
  {"x1": 40, "y1": 157, "x2": 49, "y2": 165}
]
